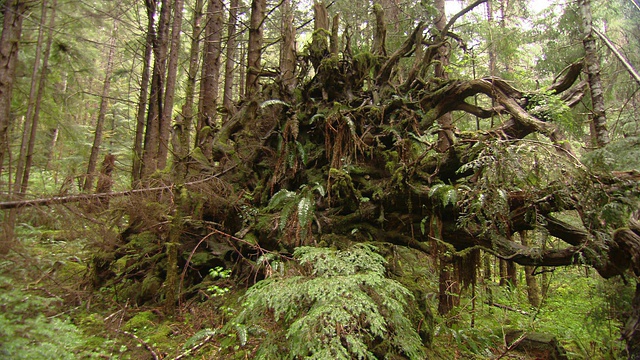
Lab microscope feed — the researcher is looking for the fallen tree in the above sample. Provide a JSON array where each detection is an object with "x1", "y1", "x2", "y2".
[{"x1": 85, "y1": 6, "x2": 640, "y2": 358}]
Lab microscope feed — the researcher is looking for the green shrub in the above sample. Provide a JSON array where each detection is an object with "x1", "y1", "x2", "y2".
[
  {"x1": 0, "y1": 276, "x2": 105, "y2": 359},
  {"x1": 235, "y1": 244, "x2": 427, "y2": 359}
]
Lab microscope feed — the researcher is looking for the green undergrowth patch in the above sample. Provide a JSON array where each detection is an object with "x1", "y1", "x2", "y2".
[{"x1": 229, "y1": 243, "x2": 430, "y2": 359}]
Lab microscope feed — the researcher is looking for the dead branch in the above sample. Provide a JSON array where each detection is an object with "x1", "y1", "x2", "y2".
[
  {"x1": 593, "y1": 28, "x2": 640, "y2": 87},
  {"x1": 0, "y1": 175, "x2": 221, "y2": 210}
]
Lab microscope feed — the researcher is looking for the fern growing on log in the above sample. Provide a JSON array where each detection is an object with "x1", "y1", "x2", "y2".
[{"x1": 235, "y1": 244, "x2": 427, "y2": 359}]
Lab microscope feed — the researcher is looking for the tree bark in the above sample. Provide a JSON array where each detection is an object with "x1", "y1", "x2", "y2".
[
  {"x1": 519, "y1": 232, "x2": 541, "y2": 307},
  {"x1": 141, "y1": 0, "x2": 171, "y2": 178},
  {"x1": 14, "y1": 0, "x2": 50, "y2": 197},
  {"x1": 222, "y1": 0, "x2": 239, "y2": 117},
  {"x1": 132, "y1": 0, "x2": 156, "y2": 185},
  {"x1": 372, "y1": 3, "x2": 386, "y2": 56},
  {"x1": 279, "y1": 0, "x2": 297, "y2": 94},
  {"x1": 0, "y1": 0, "x2": 27, "y2": 180},
  {"x1": 157, "y1": 0, "x2": 185, "y2": 171},
  {"x1": 174, "y1": 0, "x2": 204, "y2": 171},
  {"x1": 245, "y1": 0, "x2": 266, "y2": 96},
  {"x1": 580, "y1": 0, "x2": 609, "y2": 148},
  {"x1": 196, "y1": 0, "x2": 223, "y2": 153},
  {"x1": 434, "y1": 0, "x2": 454, "y2": 153}
]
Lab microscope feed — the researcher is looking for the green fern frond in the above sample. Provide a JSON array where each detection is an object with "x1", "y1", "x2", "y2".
[
  {"x1": 279, "y1": 202, "x2": 296, "y2": 231},
  {"x1": 260, "y1": 99, "x2": 291, "y2": 108},
  {"x1": 309, "y1": 113, "x2": 326, "y2": 124},
  {"x1": 297, "y1": 197, "x2": 315, "y2": 229},
  {"x1": 267, "y1": 189, "x2": 296, "y2": 211},
  {"x1": 296, "y1": 141, "x2": 307, "y2": 165}
]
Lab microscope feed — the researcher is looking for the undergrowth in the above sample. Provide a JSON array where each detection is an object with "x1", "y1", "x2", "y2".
[{"x1": 233, "y1": 243, "x2": 428, "y2": 359}]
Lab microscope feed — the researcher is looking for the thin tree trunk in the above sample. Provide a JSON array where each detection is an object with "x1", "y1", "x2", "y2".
[
  {"x1": 14, "y1": 0, "x2": 50, "y2": 197},
  {"x1": 499, "y1": 259, "x2": 508, "y2": 286},
  {"x1": 437, "y1": 256, "x2": 458, "y2": 316},
  {"x1": 486, "y1": 0, "x2": 497, "y2": 128},
  {"x1": 245, "y1": 0, "x2": 266, "y2": 96},
  {"x1": 157, "y1": 0, "x2": 185, "y2": 171},
  {"x1": 223, "y1": 0, "x2": 239, "y2": 117},
  {"x1": 520, "y1": 231, "x2": 541, "y2": 307},
  {"x1": 580, "y1": 0, "x2": 609, "y2": 147},
  {"x1": 174, "y1": 0, "x2": 204, "y2": 167},
  {"x1": 0, "y1": 0, "x2": 27, "y2": 181},
  {"x1": 506, "y1": 261, "x2": 517, "y2": 289},
  {"x1": 1, "y1": 0, "x2": 30, "y2": 254},
  {"x1": 84, "y1": 17, "x2": 117, "y2": 192},
  {"x1": 132, "y1": 1, "x2": 156, "y2": 185},
  {"x1": 6, "y1": 0, "x2": 58, "y2": 242},
  {"x1": 21, "y1": 0, "x2": 58, "y2": 194}
]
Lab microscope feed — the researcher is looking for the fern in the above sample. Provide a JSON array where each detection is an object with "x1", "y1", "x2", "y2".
[{"x1": 267, "y1": 189, "x2": 296, "y2": 211}]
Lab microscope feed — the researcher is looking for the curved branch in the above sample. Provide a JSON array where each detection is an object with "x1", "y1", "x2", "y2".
[
  {"x1": 377, "y1": 22, "x2": 426, "y2": 86},
  {"x1": 548, "y1": 62, "x2": 584, "y2": 94},
  {"x1": 441, "y1": 0, "x2": 488, "y2": 37}
]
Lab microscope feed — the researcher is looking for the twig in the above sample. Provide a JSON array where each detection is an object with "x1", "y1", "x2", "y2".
[
  {"x1": 486, "y1": 302, "x2": 530, "y2": 316},
  {"x1": 495, "y1": 331, "x2": 528, "y2": 360},
  {"x1": 120, "y1": 330, "x2": 161, "y2": 360},
  {"x1": 171, "y1": 333, "x2": 216, "y2": 360}
]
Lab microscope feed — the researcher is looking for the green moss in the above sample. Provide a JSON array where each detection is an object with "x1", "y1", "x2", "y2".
[
  {"x1": 146, "y1": 324, "x2": 174, "y2": 351},
  {"x1": 140, "y1": 275, "x2": 163, "y2": 302},
  {"x1": 122, "y1": 311, "x2": 157, "y2": 332}
]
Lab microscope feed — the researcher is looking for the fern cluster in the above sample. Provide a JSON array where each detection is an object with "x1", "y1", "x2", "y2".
[{"x1": 235, "y1": 244, "x2": 426, "y2": 359}]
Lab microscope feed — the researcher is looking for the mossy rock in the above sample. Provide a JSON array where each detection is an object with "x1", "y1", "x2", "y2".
[{"x1": 505, "y1": 330, "x2": 569, "y2": 360}]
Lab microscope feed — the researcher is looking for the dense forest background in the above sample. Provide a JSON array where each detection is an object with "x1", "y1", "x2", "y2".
[{"x1": 1, "y1": 0, "x2": 640, "y2": 358}]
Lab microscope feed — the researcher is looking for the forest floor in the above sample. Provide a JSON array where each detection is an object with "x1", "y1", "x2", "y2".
[{"x1": 0, "y1": 220, "x2": 629, "y2": 359}]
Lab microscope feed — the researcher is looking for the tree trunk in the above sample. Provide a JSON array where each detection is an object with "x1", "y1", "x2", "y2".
[
  {"x1": 14, "y1": 0, "x2": 50, "y2": 197},
  {"x1": 580, "y1": 0, "x2": 609, "y2": 148},
  {"x1": 196, "y1": 0, "x2": 223, "y2": 154},
  {"x1": 434, "y1": 0, "x2": 458, "y2": 315},
  {"x1": 157, "y1": 0, "x2": 185, "y2": 171},
  {"x1": 84, "y1": 17, "x2": 117, "y2": 192},
  {"x1": 437, "y1": 251, "x2": 460, "y2": 316},
  {"x1": 279, "y1": 0, "x2": 296, "y2": 94},
  {"x1": 0, "y1": 0, "x2": 27, "y2": 180},
  {"x1": 623, "y1": 284, "x2": 640, "y2": 359},
  {"x1": 245, "y1": 0, "x2": 266, "y2": 96},
  {"x1": 174, "y1": 0, "x2": 204, "y2": 171},
  {"x1": 132, "y1": 1, "x2": 156, "y2": 185},
  {"x1": 141, "y1": 0, "x2": 171, "y2": 178},
  {"x1": 94, "y1": 153, "x2": 116, "y2": 208},
  {"x1": 433, "y1": 0, "x2": 454, "y2": 153},
  {"x1": 372, "y1": 3, "x2": 386, "y2": 56},
  {"x1": 223, "y1": 0, "x2": 239, "y2": 117},
  {"x1": 520, "y1": 232, "x2": 541, "y2": 307}
]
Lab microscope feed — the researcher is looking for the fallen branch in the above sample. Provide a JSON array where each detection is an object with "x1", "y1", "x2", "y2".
[
  {"x1": 171, "y1": 333, "x2": 216, "y2": 360},
  {"x1": 0, "y1": 175, "x2": 221, "y2": 210},
  {"x1": 593, "y1": 28, "x2": 640, "y2": 87},
  {"x1": 120, "y1": 330, "x2": 161, "y2": 360},
  {"x1": 487, "y1": 302, "x2": 531, "y2": 316}
]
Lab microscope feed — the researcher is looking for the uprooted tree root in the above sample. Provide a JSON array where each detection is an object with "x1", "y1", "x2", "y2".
[{"x1": 81, "y1": 21, "x2": 640, "y2": 357}]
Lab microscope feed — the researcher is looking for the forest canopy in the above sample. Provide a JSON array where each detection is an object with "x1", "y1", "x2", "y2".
[{"x1": 1, "y1": 0, "x2": 640, "y2": 358}]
